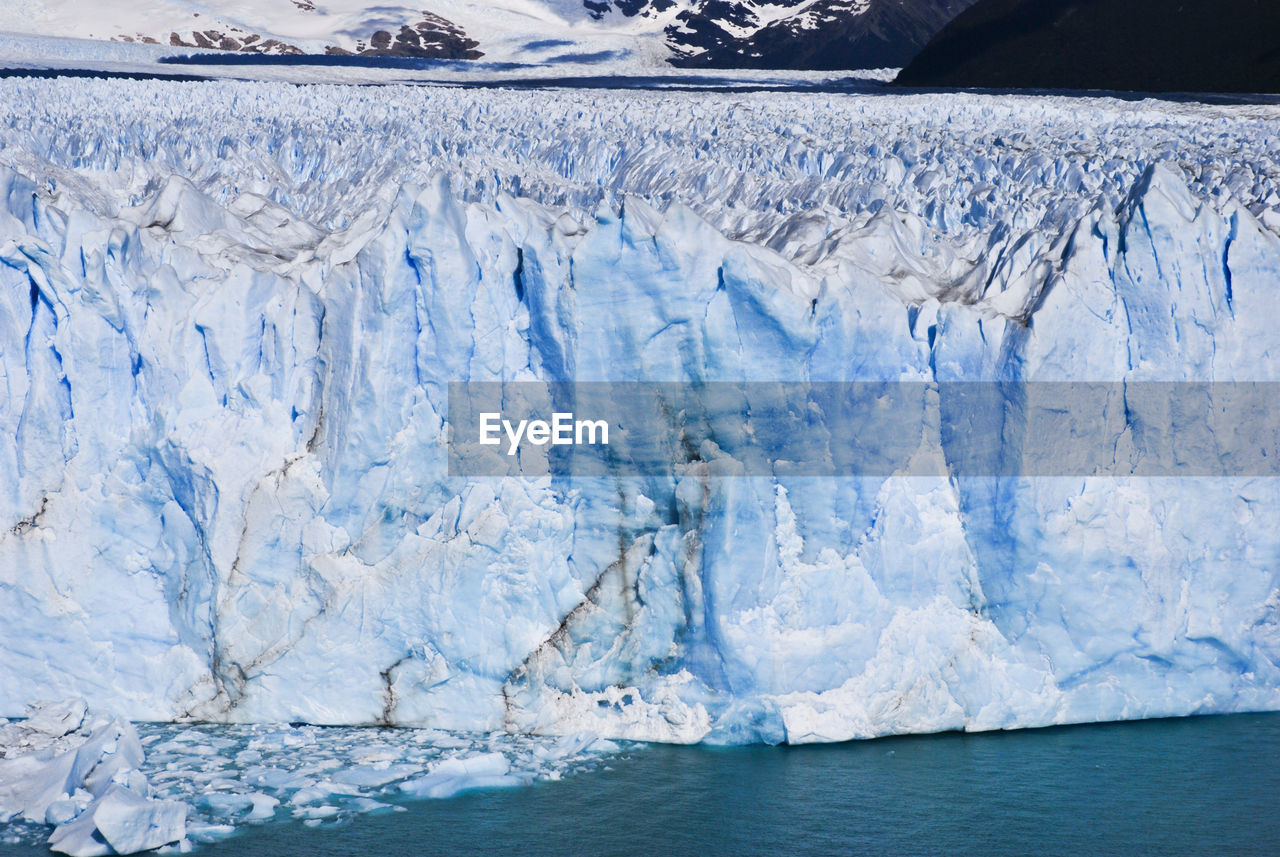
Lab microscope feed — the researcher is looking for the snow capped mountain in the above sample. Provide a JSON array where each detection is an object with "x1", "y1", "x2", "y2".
[
  {"x1": 0, "y1": 0, "x2": 974, "y2": 67},
  {"x1": 2, "y1": 0, "x2": 495, "y2": 58},
  {"x1": 665, "y1": 0, "x2": 976, "y2": 69}
]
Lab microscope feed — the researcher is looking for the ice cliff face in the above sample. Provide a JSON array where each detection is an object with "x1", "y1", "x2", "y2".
[{"x1": 2, "y1": 78, "x2": 1280, "y2": 743}]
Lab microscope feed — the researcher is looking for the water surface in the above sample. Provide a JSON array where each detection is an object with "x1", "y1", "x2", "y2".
[{"x1": 3, "y1": 713, "x2": 1278, "y2": 856}]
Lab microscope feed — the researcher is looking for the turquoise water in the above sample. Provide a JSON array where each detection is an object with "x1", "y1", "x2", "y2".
[{"x1": 4, "y1": 713, "x2": 1279, "y2": 856}]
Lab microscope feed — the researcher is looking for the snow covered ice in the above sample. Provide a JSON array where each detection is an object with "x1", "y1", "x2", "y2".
[{"x1": 1, "y1": 71, "x2": 1280, "y2": 765}]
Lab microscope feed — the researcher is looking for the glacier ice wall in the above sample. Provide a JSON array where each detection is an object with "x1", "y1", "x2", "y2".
[{"x1": 2, "y1": 78, "x2": 1280, "y2": 743}]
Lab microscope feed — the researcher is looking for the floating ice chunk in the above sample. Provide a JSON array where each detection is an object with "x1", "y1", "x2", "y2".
[
  {"x1": 0, "y1": 703, "x2": 198, "y2": 855},
  {"x1": 0, "y1": 745, "x2": 79, "y2": 823},
  {"x1": 534, "y1": 733, "x2": 597, "y2": 760},
  {"x1": 184, "y1": 822, "x2": 236, "y2": 843},
  {"x1": 251, "y1": 729, "x2": 317, "y2": 751},
  {"x1": 49, "y1": 785, "x2": 186, "y2": 856},
  {"x1": 289, "y1": 780, "x2": 362, "y2": 806},
  {"x1": 44, "y1": 790, "x2": 92, "y2": 826},
  {"x1": 400, "y1": 773, "x2": 524, "y2": 799},
  {"x1": 88, "y1": 785, "x2": 187, "y2": 855},
  {"x1": 47, "y1": 807, "x2": 110, "y2": 857},
  {"x1": 291, "y1": 805, "x2": 339, "y2": 820},
  {"x1": 290, "y1": 808, "x2": 337, "y2": 823},
  {"x1": 345, "y1": 797, "x2": 401, "y2": 814},
  {"x1": 0, "y1": 701, "x2": 100, "y2": 824},
  {"x1": 420, "y1": 735, "x2": 473, "y2": 749},
  {"x1": 330, "y1": 763, "x2": 421, "y2": 788},
  {"x1": 349, "y1": 749, "x2": 400, "y2": 765},
  {"x1": 245, "y1": 793, "x2": 279, "y2": 821},
  {"x1": 73, "y1": 718, "x2": 145, "y2": 798},
  {"x1": 445, "y1": 752, "x2": 510, "y2": 776},
  {"x1": 240, "y1": 766, "x2": 312, "y2": 789},
  {"x1": 399, "y1": 752, "x2": 523, "y2": 799},
  {"x1": 197, "y1": 792, "x2": 255, "y2": 817},
  {"x1": 0, "y1": 712, "x2": 141, "y2": 824}
]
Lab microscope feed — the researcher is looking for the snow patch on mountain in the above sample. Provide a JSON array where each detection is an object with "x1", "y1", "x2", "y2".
[
  {"x1": 1, "y1": 0, "x2": 499, "y2": 58},
  {"x1": 1, "y1": 0, "x2": 974, "y2": 68}
]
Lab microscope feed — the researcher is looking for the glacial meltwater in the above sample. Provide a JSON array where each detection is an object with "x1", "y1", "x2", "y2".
[{"x1": 4, "y1": 713, "x2": 1277, "y2": 856}]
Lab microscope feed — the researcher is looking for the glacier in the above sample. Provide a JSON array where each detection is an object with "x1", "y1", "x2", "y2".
[{"x1": 1, "y1": 75, "x2": 1280, "y2": 751}]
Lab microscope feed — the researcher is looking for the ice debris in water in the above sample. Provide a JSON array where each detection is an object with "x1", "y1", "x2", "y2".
[
  {"x1": 0, "y1": 700, "x2": 186, "y2": 856},
  {"x1": 0, "y1": 700, "x2": 622, "y2": 854}
]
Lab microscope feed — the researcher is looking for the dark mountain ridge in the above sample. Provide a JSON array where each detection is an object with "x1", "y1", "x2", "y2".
[
  {"x1": 666, "y1": 0, "x2": 979, "y2": 70},
  {"x1": 896, "y1": 0, "x2": 1280, "y2": 93}
]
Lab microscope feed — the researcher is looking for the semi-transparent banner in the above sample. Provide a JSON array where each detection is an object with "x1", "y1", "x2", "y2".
[{"x1": 446, "y1": 382, "x2": 1280, "y2": 477}]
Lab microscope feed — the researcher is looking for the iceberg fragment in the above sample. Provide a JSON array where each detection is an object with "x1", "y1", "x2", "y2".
[
  {"x1": 76, "y1": 787, "x2": 187, "y2": 856},
  {"x1": 399, "y1": 753, "x2": 525, "y2": 799},
  {"x1": 0, "y1": 703, "x2": 185, "y2": 855}
]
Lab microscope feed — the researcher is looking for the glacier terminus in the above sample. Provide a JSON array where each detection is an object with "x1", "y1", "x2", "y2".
[{"x1": 1, "y1": 74, "x2": 1280, "y2": 759}]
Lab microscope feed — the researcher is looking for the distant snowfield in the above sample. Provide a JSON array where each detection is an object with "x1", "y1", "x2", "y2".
[
  {"x1": 0, "y1": 0, "x2": 674, "y2": 62},
  {"x1": 0, "y1": 0, "x2": 900, "y2": 72},
  {"x1": 0, "y1": 29, "x2": 904, "y2": 84}
]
